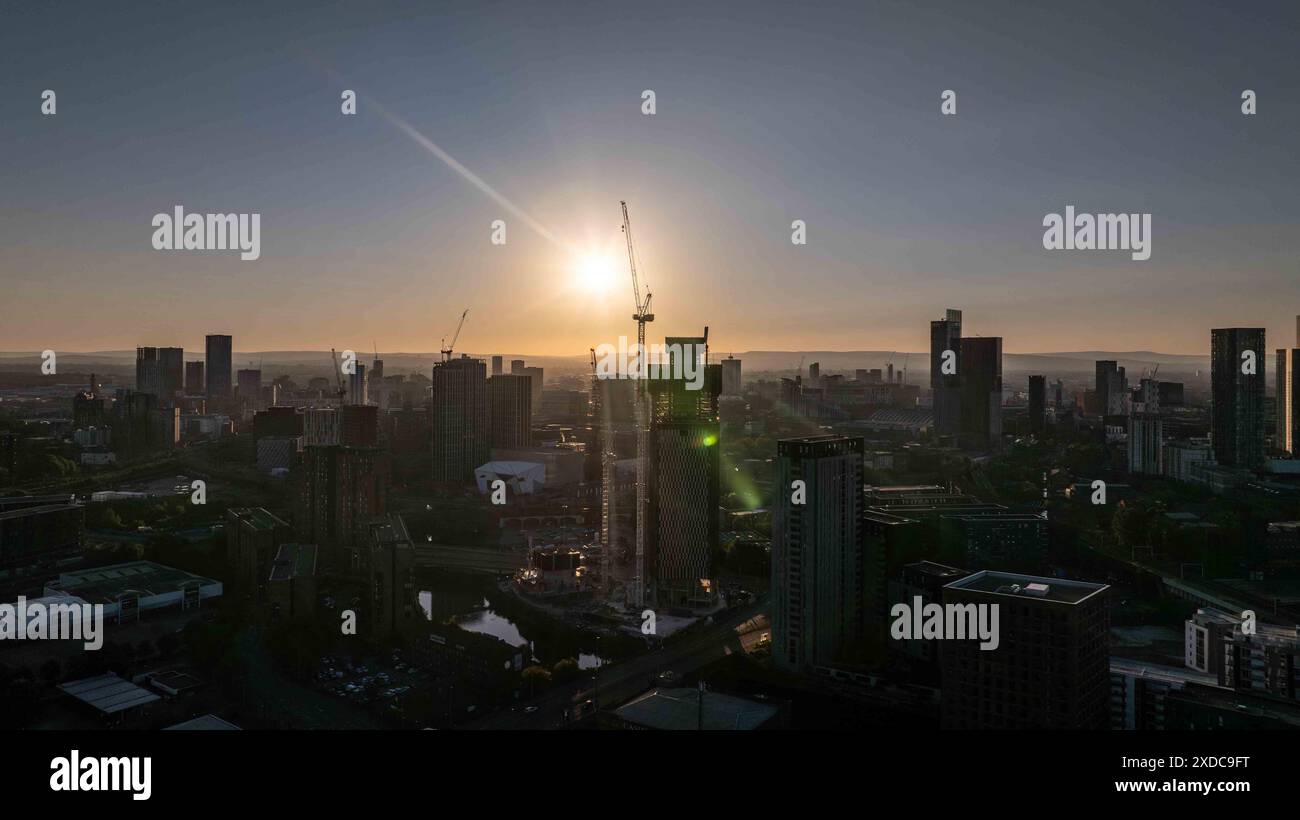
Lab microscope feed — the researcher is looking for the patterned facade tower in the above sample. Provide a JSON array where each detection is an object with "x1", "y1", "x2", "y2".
[{"x1": 645, "y1": 337, "x2": 721, "y2": 608}]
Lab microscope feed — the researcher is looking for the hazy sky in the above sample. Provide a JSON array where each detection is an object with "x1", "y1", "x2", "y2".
[{"x1": 1, "y1": 0, "x2": 1297, "y2": 355}]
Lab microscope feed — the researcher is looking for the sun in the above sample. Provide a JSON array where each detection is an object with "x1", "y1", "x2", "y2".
[{"x1": 574, "y1": 249, "x2": 619, "y2": 295}]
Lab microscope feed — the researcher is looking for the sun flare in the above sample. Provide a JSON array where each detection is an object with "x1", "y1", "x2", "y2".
[{"x1": 574, "y1": 250, "x2": 619, "y2": 295}]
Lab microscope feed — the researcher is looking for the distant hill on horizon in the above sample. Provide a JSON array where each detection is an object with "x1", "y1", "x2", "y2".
[{"x1": 0, "y1": 348, "x2": 1212, "y2": 381}]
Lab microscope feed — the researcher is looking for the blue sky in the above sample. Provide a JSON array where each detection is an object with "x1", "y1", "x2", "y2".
[{"x1": 1, "y1": 0, "x2": 1297, "y2": 354}]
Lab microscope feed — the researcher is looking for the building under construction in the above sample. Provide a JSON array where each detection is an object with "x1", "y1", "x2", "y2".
[{"x1": 643, "y1": 335, "x2": 722, "y2": 609}]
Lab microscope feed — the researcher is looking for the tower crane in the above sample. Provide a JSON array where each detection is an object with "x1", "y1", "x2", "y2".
[
  {"x1": 621, "y1": 201, "x2": 653, "y2": 608},
  {"x1": 441, "y1": 308, "x2": 469, "y2": 362},
  {"x1": 621, "y1": 202, "x2": 654, "y2": 362}
]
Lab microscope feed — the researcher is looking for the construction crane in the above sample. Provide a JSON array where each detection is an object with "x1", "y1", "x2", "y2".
[
  {"x1": 621, "y1": 202, "x2": 654, "y2": 359},
  {"x1": 329, "y1": 348, "x2": 347, "y2": 405},
  {"x1": 441, "y1": 308, "x2": 469, "y2": 362},
  {"x1": 620, "y1": 201, "x2": 653, "y2": 608}
]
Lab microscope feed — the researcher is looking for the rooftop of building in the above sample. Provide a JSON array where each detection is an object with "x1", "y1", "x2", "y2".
[
  {"x1": 614, "y1": 687, "x2": 778, "y2": 730},
  {"x1": 940, "y1": 511, "x2": 1046, "y2": 523},
  {"x1": 0, "y1": 493, "x2": 76, "y2": 510},
  {"x1": 0, "y1": 501, "x2": 81, "y2": 520},
  {"x1": 164, "y1": 714, "x2": 241, "y2": 730},
  {"x1": 269, "y1": 543, "x2": 318, "y2": 582},
  {"x1": 1193, "y1": 607, "x2": 1300, "y2": 642},
  {"x1": 778, "y1": 433, "x2": 862, "y2": 444},
  {"x1": 868, "y1": 503, "x2": 1008, "y2": 519},
  {"x1": 865, "y1": 484, "x2": 947, "y2": 494},
  {"x1": 227, "y1": 506, "x2": 288, "y2": 531},
  {"x1": 863, "y1": 509, "x2": 919, "y2": 525},
  {"x1": 946, "y1": 570, "x2": 1108, "y2": 605},
  {"x1": 777, "y1": 435, "x2": 864, "y2": 456},
  {"x1": 147, "y1": 669, "x2": 205, "y2": 694},
  {"x1": 368, "y1": 514, "x2": 412, "y2": 548},
  {"x1": 1109, "y1": 657, "x2": 1220, "y2": 688},
  {"x1": 46, "y1": 560, "x2": 219, "y2": 604},
  {"x1": 58, "y1": 673, "x2": 160, "y2": 715},
  {"x1": 903, "y1": 560, "x2": 968, "y2": 580}
]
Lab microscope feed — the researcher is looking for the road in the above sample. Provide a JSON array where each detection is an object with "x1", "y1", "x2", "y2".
[{"x1": 467, "y1": 602, "x2": 768, "y2": 730}]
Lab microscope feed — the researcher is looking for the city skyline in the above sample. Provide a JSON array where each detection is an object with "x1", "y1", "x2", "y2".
[
  {"x1": 4, "y1": 0, "x2": 1300, "y2": 784},
  {"x1": 3, "y1": 0, "x2": 1298, "y2": 354}
]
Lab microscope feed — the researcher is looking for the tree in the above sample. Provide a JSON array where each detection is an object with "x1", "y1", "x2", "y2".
[
  {"x1": 551, "y1": 657, "x2": 581, "y2": 684},
  {"x1": 1111, "y1": 501, "x2": 1158, "y2": 549},
  {"x1": 521, "y1": 665, "x2": 552, "y2": 697}
]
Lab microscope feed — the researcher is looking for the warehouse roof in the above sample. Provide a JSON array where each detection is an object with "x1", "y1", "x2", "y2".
[
  {"x1": 45, "y1": 561, "x2": 218, "y2": 605},
  {"x1": 58, "y1": 673, "x2": 160, "y2": 715}
]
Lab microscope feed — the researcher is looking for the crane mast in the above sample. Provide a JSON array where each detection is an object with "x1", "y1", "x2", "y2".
[
  {"x1": 441, "y1": 308, "x2": 469, "y2": 362},
  {"x1": 622, "y1": 201, "x2": 654, "y2": 351},
  {"x1": 620, "y1": 201, "x2": 653, "y2": 608}
]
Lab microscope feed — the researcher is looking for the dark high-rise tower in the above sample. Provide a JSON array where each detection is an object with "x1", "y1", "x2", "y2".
[
  {"x1": 720, "y1": 356, "x2": 742, "y2": 396},
  {"x1": 941, "y1": 571, "x2": 1110, "y2": 729},
  {"x1": 135, "y1": 347, "x2": 161, "y2": 395},
  {"x1": 1094, "y1": 360, "x2": 1115, "y2": 414},
  {"x1": 135, "y1": 347, "x2": 185, "y2": 405},
  {"x1": 772, "y1": 435, "x2": 865, "y2": 672},
  {"x1": 157, "y1": 347, "x2": 184, "y2": 397},
  {"x1": 367, "y1": 514, "x2": 416, "y2": 638},
  {"x1": 296, "y1": 444, "x2": 390, "y2": 560},
  {"x1": 645, "y1": 336, "x2": 721, "y2": 608},
  {"x1": 205, "y1": 334, "x2": 233, "y2": 399},
  {"x1": 929, "y1": 308, "x2": 962, "y2": 438},
  {"x1": 1276, "y1": 318, "x2": 1300, "y2": 456},
  {"x1": 487, "y1": 373, "x2": 532, "y2": 449},
  {"x1": 1211, "y1": 328, "x2": 1266, "y2": 467},
  {"x1": 1094, "y1": 360, "x2": 1128, "y2": 416},
  {"x1": 1278, "y1": 349, "x2": 1300, "y2": 456},
  {"x1": 431, "y1": 355, "x2": 488, "y2": 482},
  {"x1": 959, "y1": 336, "x2": 1002, "y2": 450},
  {"x1": 185, "y1": 361, "x2": 205, "y2": 395},
  {"x1": 1028, "y1": 375, "x2": 1046, "y2": 434}
]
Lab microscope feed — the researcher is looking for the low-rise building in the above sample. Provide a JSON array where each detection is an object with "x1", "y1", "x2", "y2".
[{"x1": 606, "y1": 687, "x2": 785, "y2": 730}]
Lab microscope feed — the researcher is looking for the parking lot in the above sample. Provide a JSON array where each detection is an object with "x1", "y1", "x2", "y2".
[{"x1": 313, "y1": 650, "x2": 431, "y2": 712}]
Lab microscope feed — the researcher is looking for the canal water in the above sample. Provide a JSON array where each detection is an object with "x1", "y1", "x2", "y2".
[{"x1": 418, "y1": 576, "x2": 605, "y2": 670}]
